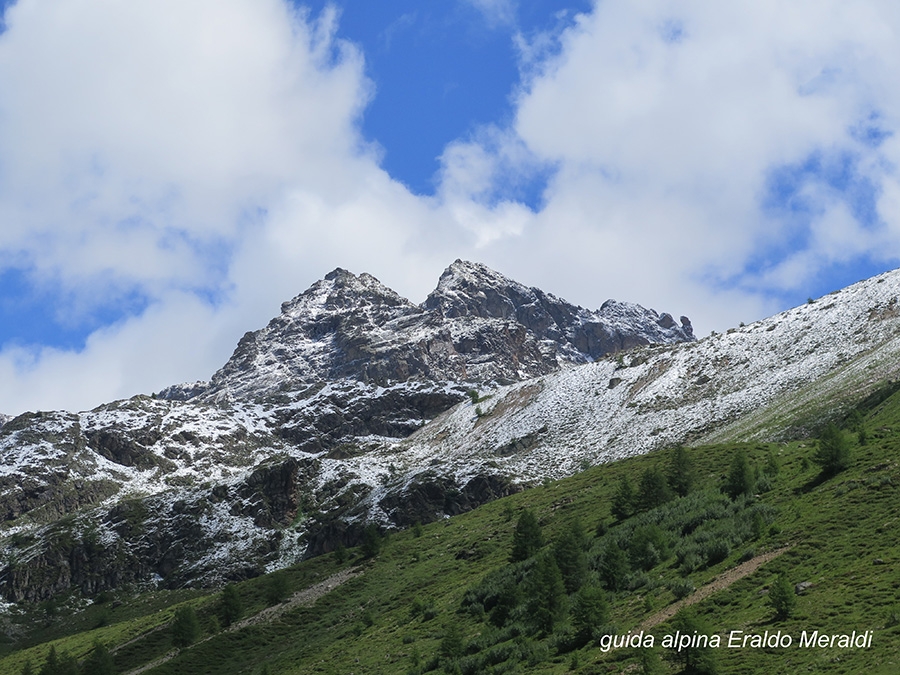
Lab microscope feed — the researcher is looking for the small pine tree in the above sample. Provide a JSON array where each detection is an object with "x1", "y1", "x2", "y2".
[
  {"x1": 488, "y1": 580, "x2": 520, "y2": 628},
  {"x1": 440, "y1": 620, "x2": 464, "y2": 660},
  {"x1": 220, "y1": 584, "x2": 243, "y2": 627},
  {"x1": 763, "y1": 450, "x2": 780, "y2": 477},
  {"x1": 79, "y1": 640, "x2": 114, "y2": 675},
  {"x1": 723, "y1": 448, "x2": 754, "y2": 500},
  {"x1": 20, "y1": 661, "x2": 34, "y2": 675},
  {"x1": 38, "y1": 647, "x2": 58, "y2": 675},
  {"x1": 572, "y1": 584, "x2": 609, "y2": 644},
  {"x1": 57, "y1": 654, "x2": 78, "y2": 675},
  {"x1": 667, "y1": 446, "x2": 696, "y2": 497},
  {"x1": 667, "y1": 609, "x2": 719, "y2": 674},
  {"x1": 639, "y1": 646, "x2": 665, "y2": 675},
  {"x1": 768, "y1": 573, "x2": 795, "y2": 620},
  {"x1": 553, "y1": 522, "x2": 588, "y2": 593},
  {"x1": 171, "y1": 605, "x2": 201, "y2": 648},
  {"x1": 611, "y1": 475, "x2": 636, "y2": 520},
  {"x1": 509, "y1": 510, "x2": 543, "y2": 562},
  {"x1": 334, "y1": 542, "x2": 347, "y2": 563},
  {"x1": 526, "y1": 553, "x2": 567, "y2": 635},
  {"x1": 360, "y1": 523, "x2": 384, "y2": 559},
  {"x1": 599, "y1": 542, "x2": 630, "y2": 592},
  {"x1": 636, "y1": 466, "x2": 674, "y2": 511},
  {"x1": 265, "y1": 574, "x2": 290, "y2": 606},
  {"x1": 814, "y1": 424, "x2": 851, "y2": 476}
]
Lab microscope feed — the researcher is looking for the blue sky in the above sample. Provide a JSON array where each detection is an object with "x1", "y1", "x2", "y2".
[{"x1": 1, "y1": 0, "x2": 900, "y2": 414}]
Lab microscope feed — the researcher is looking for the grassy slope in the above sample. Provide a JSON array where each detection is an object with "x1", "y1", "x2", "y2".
[{"x1": 2, "y1": 390, "x2": 900, "y2": 675}]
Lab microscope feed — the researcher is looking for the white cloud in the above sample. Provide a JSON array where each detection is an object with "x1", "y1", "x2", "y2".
[
  {"x1": 446, "y1": 0, "x2": 900, "y2": 325},
  {"x1": 4, "y1": 0, "x2": 900, "y2": 414},
  {"x1": 462, "y1": 0, "x2": 517, "y2": 28}
]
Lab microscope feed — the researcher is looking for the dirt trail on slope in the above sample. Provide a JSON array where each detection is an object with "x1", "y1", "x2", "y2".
[
  {"x1": 120, "y1": 567, "x2": 360, "y2": 675},
  {"x1": 637, "y1": 547, "x2": 790, "y2": 630},
  {"x1": 228, "y1": 566, "x2": 360, "y2": 631}
]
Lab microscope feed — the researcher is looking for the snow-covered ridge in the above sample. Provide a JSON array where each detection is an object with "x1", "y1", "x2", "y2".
[{"x1": 372, "y1": 268, "x2": 900, "y2": 495}]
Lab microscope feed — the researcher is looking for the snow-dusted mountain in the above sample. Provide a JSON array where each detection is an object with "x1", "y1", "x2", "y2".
[
  {"x1": 0, "y1": 261, "x2": 695, "y2": 602},
  {"x1": 7, "y1": 261, "x2": 900, "y2": 605},
  {"x1": 164, "y1": 260, "x2": 692, "y2": 400}
]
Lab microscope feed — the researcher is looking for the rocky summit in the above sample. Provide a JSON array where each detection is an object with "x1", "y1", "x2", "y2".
[
  {"x1": 166, "y1": 259, "x2": 693, "y2": 402},
  {"x1": 0, "y1": 261, "x2": 694, "y2": 603}
]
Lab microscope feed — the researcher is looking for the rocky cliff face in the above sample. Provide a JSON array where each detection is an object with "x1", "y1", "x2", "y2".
[
  {"x1": 183, "y1": 260, "x2": 692, "y2": 403},
  {"x1": 0, "y1": 260, "x2": 695, "y2": 603}
]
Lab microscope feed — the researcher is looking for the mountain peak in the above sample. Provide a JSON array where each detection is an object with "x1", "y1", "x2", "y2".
[
  {"x1": 424, "y1": 260, "x2": 543, "y2": 320},
  {"x1": 194, "y1": 261, "x2": 695, "y2": 401}
]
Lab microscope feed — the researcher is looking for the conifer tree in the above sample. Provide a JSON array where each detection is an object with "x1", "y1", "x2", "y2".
[
  {"x1": 667, "y1": 445, "x2": 696, "y2": 497},
  {"x1": 361, "y1": 523, "x2": 384, "y2": 559},
  {"x1": 171, "y1": 605, "x2": 201, "y2": 649},
  {"x1": 814, "y1": 423, "x2": 851, "y2": 476},
  {"x1": 265, "y1": 574, "x2": 290, "y2": 606},
  {"x1": 723, "y1": 448, "x2": 754, "y2": 500},
  {"x1": 440, "y1": 619, "x2": 464, "y2": 659},
  {"x1": 526, "y1": 553, "x2": 567, "y2": 635},
  {"x1": 220, "y1": 583, "x2": 243, "y2": 627},
  {"x1": 79, "y1": 641, "x2": 114, "y2": 675},
  {"x1": 611, "y1": 475, "x2": 636, "y2": 520},
  {"x1": 572, "y1": 583, "x2": 609, "y2": 645},
  {"x1": 636, "y1": 466, "x2": 674, "y2": 511},
  {"x1": 768, "y1": 573, "x2": 795, "y2": 620},
  {"x1": 489, "y1": 580, "x2": 520, "y2": 628},
  {"x1": 667, "y1": 609, "x2": 719, "y2": 674},
  {"x1": 38, "y1": 647, "x2": 58, "y2": 675},
  {"x1": 509, "y1": 510, "x2": 543, "y2": 562},
  {"x1": 599, "y1": 542, "x2": 630, "y2": 592},
  {"x1": 40, "y1": 647, "x2": 77, "y2": 675},
  {"x1": 553, "y1": 522, "x2": 588, "y2": 593}
]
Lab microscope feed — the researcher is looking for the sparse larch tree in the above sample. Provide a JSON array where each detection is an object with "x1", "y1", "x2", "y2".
[
  {"x1": 509, "y1": 510, "x2": 543, "y2": 562},
  {"x1": 814, "y1": 423, "x2": 851, "y2": 477}
]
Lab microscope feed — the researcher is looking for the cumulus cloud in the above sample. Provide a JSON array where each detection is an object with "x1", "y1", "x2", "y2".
[
  {"x1": 3, "y1": 0, "x2": 900, "y2": 414},
  {"x1": 447, "y1": 0, "x2": 900, "y2": 324},
  {"x1": 0, "y1": 0, "x2": 448, "y2": 413}
]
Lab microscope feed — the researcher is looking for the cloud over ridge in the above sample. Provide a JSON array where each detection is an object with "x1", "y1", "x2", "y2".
[{"x1": 1, "y1": 0, "x2": 900, "y2": 414}]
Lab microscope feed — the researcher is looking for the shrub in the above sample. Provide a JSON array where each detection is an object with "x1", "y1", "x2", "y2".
[
  {"x1": 704, "y1": 539, "x2": 731, "y2": 566},
  {"x1": 670, "y1": 579, "x2": 695, "y2": 600},
  {"x1": 628, "y1": 525, "x2": 672, "y2": 571}
]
